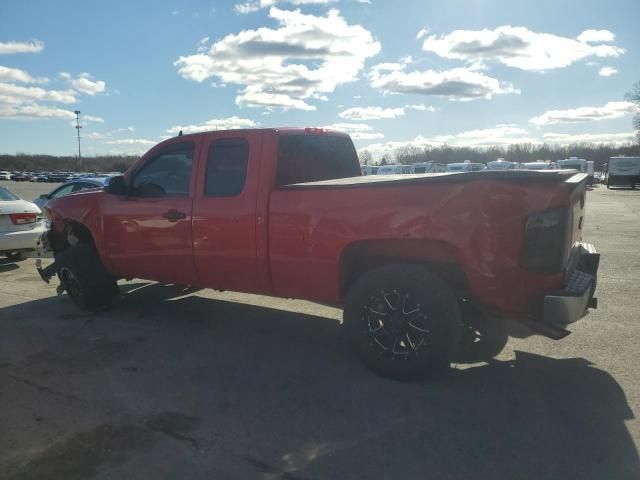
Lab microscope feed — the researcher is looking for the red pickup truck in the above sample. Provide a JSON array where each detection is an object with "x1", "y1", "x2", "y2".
[{"x1": 38, "y1": 128, "x2": 599, "y2": 380}]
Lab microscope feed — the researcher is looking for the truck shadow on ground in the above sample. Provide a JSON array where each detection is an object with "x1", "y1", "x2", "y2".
[
  {"x1": 0, "y1": 256, "x2": 20, "y2": 273},
  {"x1": 1, "y1": 282, "x2": 638, "y2": 480}
]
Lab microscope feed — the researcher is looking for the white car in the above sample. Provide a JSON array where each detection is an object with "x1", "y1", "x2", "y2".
[
  {"x1": 0, "y1": 171, "x2": 11, "y2": 180},
  {"x1": 0, "y1": 186, "x2": 46, "y2": 260}
]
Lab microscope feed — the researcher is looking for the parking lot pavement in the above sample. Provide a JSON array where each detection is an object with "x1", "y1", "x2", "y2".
[
  {"x1": 1, "y1": 184, "x2": 639, "y2": 479},
  {"x1": 0, "y1": 180, "x2": 62, "y2": 204}
]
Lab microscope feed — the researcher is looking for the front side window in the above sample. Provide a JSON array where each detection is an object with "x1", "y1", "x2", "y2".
[
  {"x1": 205, "y1": 138, "x2": 249, "y2": 197},
  {"x1": 131, "y1": 142, "x2": 194, "y2": 197}
]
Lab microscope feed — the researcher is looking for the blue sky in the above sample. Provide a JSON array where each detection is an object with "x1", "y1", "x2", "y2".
[{"x1": 0, "y1": 0, "x2": 639, "y2": 158}]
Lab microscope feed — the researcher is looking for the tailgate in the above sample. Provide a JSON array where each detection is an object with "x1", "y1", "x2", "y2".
[{"x1": 564, "y1": 173, "x2": 589, "y2": 275}]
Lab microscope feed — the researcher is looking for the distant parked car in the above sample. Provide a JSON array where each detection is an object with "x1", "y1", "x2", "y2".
[
  {"x1": 0, "y1": 186, "x2": 45, "y2": 260},
  {"x1": 12, "y1": 172, "x2": 29, "y2": 182},
  {"x1": 46, "y1": 172, "x2": 71, "y2": 183},
  {"x1": 33, "y1": 177, "x2": 109, "y2": 208},
  {"x1": 0, "y1": 171, "x2": 11, "y2": 180}
]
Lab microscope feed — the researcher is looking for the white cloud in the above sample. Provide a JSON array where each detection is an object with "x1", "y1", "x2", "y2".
[
  {"x1": 324, "y1": 122, "x2": 382, "y2": 140},
  {"x1": 350, "y1": 131, "x2": 384, "y2": 140},
  {"x1": 84, "y1": 126, "x2": 134, "y2": 140},
  {"x1": 598, "y1": 66, "x2": 617, "y2": 77},
  {"x1": 0, "y1": 103, "x2": 76, "y2": 120},
  {"x1": 83, "y1": 115, "x2": 104, "y2": 123},
  {"x1": 235, "y1": 89, "x2": 316, "y2": 111},
  {"x1": 235, "y1": 0, "x2": 337, "y2": 14},
  {"x1": 0, "y1": 66, "x2": 48, "y2": 84},
  {"x1": 577, "y1": 29, "x2": 615, "y2": 43},
  {"x1": 234, "y1": 2, "x2": 261, "y2": 13},
  {"x1": 106, "y1": 138, "x2": 156, "y2": 146},
  {"x1": 167, "y1": 116, "x2": 259, "y2": 134},
  {"x1": 0, "y1": 39, "x2": 44, "y2": 55},
  {"x1": 60, "y1": 72, "x2": 106, "y2": 95},
  {"x1": 84, "y1": 131, "x2": 109, "y2": 140},
  {"x1": 355, "y1": 0, "x2": 371, "y2": 4},
  {"x1": 175, "y1": 7, "x2": 380, "y2": 110},
  {"x1": 542, "y1": 131, "x2": 635, "y2": 145},
  {"x1": 416, "y1": 28, "x2": 429, "y2": 40},
  {"x1": 0, "y1": 69, "x2": 106, "y2": 122},
  {"x1": 407, "y1": 103, "x2": 437, "y2": 112},
  {"x1": 422, "y1": 26, "x2": 624, "y2": 71},
  {"x1": 0, "y1": 82, "x2": 77, "y2": 104},
  {"x1": 324, "y1": 122, "x2": 372, "y2": 132},
  {"x1": 338, "y1": 104, "x2": 437, "y2": 120},
  {"x1": 361, "y1": 125, "x2": 540, "y2": 157},
  {"x1": 529, "y1": 101, "x2": 637, "y2": 126},
  {"x1": 425, "y1": 125, "x2": 539, "y2": 147},
  {"x1": 68, "y1": 114, "x2": 104, "y2": 128},
  {"x1": 339, "y1": 106, "x2": 405, "y2": 120},
  {"x1": 369, "y1": 64, "x2": 518, "y2": 100}
]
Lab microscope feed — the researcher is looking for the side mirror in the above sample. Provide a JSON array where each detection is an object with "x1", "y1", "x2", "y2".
[
  {"x1": 104, "y1": 175, "x2": 127, "y2": 195},
  {"x1": 39, "y1": 193, "x2": 49, "y2": 199}
]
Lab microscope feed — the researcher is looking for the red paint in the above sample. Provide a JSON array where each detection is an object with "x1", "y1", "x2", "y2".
[{"x1": 46, "y1": 128, "x2": 591, "y2": 321}]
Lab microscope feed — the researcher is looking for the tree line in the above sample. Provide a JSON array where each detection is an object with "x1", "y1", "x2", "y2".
[
  {"x1": 2, "y1": 142, "x2": 640, "y2": 175},
  {"x1": 0, "y1": 153, "x2": 138, "y2": 173},
  {"x1": 359, "y1": 142, "x2": 640, "y2": 170}
]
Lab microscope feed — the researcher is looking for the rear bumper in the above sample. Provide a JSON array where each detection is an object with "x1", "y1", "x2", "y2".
[
  {"x1": 0, "y1": 224, "x2": 47, "y2": 253},
  {"x1": 542, "y1": 243, "x2": 599, "y2": 326}
]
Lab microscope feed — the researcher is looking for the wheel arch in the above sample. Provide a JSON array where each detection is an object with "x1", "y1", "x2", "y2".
[{"x1": 338, "y1": 238, "x2": 468, "y2": 302}]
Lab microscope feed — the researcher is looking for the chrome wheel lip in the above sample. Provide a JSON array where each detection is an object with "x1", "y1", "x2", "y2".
[{"x1": 361, "y1": 289, "x2": 432, "y2": 359}]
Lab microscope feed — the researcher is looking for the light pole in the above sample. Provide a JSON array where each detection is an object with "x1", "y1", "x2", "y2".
[{"x1": 74, "y1": 110, "x2": 82, "y2": 168}]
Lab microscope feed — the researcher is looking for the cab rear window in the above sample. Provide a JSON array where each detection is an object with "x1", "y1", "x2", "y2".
[{"x1": 276, "y1": 135, "x2": 361, "y2": 185}]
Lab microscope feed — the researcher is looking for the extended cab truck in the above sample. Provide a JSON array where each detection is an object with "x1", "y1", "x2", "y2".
[{"x1": 37, "y1": 128, "x2": 599, "y2": 380}]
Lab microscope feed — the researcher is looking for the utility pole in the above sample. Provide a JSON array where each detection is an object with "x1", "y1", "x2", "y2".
[{"x1": 74, "y1": 110, "x2": 82, "y2": 170}]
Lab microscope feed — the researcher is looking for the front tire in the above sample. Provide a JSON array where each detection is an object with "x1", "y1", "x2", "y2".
[
  {"x1": 343, "y1": 264, "x2": 461, "y2": 381},
  {"x1": 56, "y1": 244, "x2": 119, "y2": 311},
  {"x1": 6, "y1": 251, "x2": 29, "y2": 262}
]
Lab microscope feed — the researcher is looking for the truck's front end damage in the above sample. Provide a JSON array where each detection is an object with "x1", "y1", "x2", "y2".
[{"x1": 35, "y1": 226, "x2": 57, "y2": 284}]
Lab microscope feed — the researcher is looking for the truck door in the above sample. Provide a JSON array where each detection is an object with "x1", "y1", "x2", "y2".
[
  {"x1": 191, "y1": 131, "x2": 265, "y2": 293},
  {"x1": 101, "y1": 140, "x2": 199, "y2": 285}
]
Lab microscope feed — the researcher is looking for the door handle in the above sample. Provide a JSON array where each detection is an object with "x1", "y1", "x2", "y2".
[{"x1": 162, "y1": 210, "x2": 187, "y2": 222}]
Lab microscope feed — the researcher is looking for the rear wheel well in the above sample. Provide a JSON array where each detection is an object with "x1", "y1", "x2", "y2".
[{"x1": 339, "y1": 239, "x2": 468, "y2": 302}]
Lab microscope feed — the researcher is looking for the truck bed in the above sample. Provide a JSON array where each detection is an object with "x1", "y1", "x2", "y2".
[{"x1": 281, "y1": 170, "x2": 585, "y2": 189}]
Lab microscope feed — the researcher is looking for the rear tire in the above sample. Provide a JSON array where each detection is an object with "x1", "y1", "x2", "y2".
[
  {"x1": 343, "y1": 264, "x2": 461, "y2": 381},
  {"x1": 56, "y1": 244, "x2": 119, "y2": 311}
]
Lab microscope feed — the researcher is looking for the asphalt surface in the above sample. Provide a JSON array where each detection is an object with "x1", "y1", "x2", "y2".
[{"x1": 1, "y1": 180, "x2": 639, "y2": 480}]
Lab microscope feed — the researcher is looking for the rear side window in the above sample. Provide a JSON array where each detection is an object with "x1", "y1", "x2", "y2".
[
  {"x1": 205, "y1": 138, "x2": 249, "y2": 197},
  {"x1": 0, "y1": 187, "x2": 18, "y2": 201},
  {"x1": 276, "y1": 135, "x2": 361, "y2": 185}
]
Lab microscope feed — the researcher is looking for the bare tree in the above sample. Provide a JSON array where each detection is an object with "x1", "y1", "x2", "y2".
[
  {"x1": 358, "y1": 149, "x2": 372, "y2": 165},
  {"x1": 379, "y1": 154, "x2": 390, "y2": 166},
  {"x1": 395, "y1": 145, "x2": 425, "y2": 165},
  {"x1": 625, "y1": 81, "x2": 640, "y2": 143}
]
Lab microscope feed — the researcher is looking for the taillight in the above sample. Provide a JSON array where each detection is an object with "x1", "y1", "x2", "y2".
[
  {"x1": 9, "y1": 212, "x2": 38, "y2": 225},
  {"x1": 521, "y1": 208, "x2": 569, "y2": 272}
]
